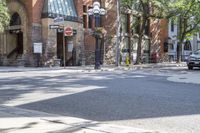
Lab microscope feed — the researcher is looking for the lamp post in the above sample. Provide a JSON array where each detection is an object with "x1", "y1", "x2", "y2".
[{"x1": 88, "y1": 1, "x2": 106, "y2": 69}]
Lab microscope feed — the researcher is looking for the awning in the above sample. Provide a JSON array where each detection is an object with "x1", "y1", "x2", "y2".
[{"x1": 42, "y1": 0, "x2": 81, "y2": 22}]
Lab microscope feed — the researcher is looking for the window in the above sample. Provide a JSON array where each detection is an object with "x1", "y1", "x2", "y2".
[
  {"x1": 10, "y1": 13, "x2": 21, "y2": 26},
  {"x1": 83, "y1": 5, "x2": 87, "y2": 28},
  {"x1": 88, "y1": 6, "x2": 93, "y2": 28},
  {"x1": 169, "y1": 44, "x2": 174, "y2": 50},
  {"x1": 184, "y1": 40, "x2": 192, "y2": 50},
  {"x1": 83, "y1": 5, "x2": 87, "y2": 13},
  {"x1": 197, "y1": 33, "x2": 200, "y2": 40},
  {"x1": 83, "y1": 15, "x2": 87, "y2": 28},
  {"x1": 42, "y1": 0, "x2": 78, "y2": 20},
  {"x1": 197, "y1": 42, "x2": 200, "y2": 49},
  {"x1": 171, "y1": 19, "x2": 174, "y2": 32},
  {"x1": 145, "y1": 20, "x2": 150, "y2": 35}
]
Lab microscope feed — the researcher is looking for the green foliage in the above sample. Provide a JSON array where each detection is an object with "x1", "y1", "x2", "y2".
[
  {"x1": 0, "y1": 0, "x2": 10, "y2": 32},
  {"x1": 121, "y1": 0, "x2": 170, "y2": 64},
  {"x1": 168, "y1": 0, "x2": 200, "y2": 39}
]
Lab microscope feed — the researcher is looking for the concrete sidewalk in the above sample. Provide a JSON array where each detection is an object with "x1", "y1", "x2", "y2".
[
  {"x1": 0, "y1": 62, "x2": 187, "y2": 73},
  {"x1": 0, "y1": 105, "x2": 156, "y2": 133}
]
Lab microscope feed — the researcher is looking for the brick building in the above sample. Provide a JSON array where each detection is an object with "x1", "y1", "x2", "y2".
[
  {"x1": 0, "y1": 0, "x2": 168, "y2": 67},
  {"x1": 0, "y1": 0, "x2": 83, "y2": 66},
  {"x1": 82, "y1": 0, "x2": 168, "y2": 64}
]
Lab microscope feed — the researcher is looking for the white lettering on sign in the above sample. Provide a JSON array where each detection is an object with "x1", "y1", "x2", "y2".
[
  {"x1": 53, "y1": 17, "x2": 64, "y2": 24},
  {"x1": 49, "y1": 25, "x2": 60, "y2": 29}
]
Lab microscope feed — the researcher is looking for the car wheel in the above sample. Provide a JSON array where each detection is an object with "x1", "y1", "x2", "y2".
[{"x1": 188, "y1": 66, "x2": 193, "y2": 70}]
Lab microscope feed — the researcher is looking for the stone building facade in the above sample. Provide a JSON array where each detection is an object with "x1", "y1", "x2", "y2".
[{"x1": 0, "y1": 0, "x2": 83, "y2": 66}]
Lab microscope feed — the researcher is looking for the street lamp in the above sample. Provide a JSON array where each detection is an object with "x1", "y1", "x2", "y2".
[{"x1": 88, "y1": 1, "x2": 106, "y2": 69}]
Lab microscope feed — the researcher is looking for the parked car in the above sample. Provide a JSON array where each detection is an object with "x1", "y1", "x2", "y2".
[{"x1": 187, "y1": 49, "x2": 200, "y2": 70}]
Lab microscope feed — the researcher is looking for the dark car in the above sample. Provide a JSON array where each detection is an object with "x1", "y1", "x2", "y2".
[{"x1": 187, "y1": 49, "x2": 200, "y2": 70}]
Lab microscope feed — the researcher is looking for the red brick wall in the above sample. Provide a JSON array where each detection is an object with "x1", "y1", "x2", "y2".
[
  {"x1": 19, "y1": 0, "x2": 32, "y2": 25},
  {"x1": 78, "y1": 0, "x2": 117, "y2": 64},
  {"x1": 150, "y1": 19, "x2": 168, "y2": 61},
  {"x1": 18, "y1": 0, "x2": 44, "y2": 24},
  {"x1": 32, "y1": 0, "x2": 44, "y2": 23}
]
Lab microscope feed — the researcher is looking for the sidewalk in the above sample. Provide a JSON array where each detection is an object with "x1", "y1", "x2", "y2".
[
  {"x1": 0, "y1": 105, "x2": 156, "y2": 133},
  {"x1": 0, "y1": 62, "x2": 187, "y2": 73}
]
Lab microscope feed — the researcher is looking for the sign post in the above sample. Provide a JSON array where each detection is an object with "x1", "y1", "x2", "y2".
[
  {"x1": 63, "y1": 26, "x2": 66, "y2": 68},
  {"x1": 49, "y1": 17, "x2": 66, "y2": 68}
]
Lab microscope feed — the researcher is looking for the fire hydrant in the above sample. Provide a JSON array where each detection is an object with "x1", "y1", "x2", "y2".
[{"x1": 125, "y1": 56, "x2": 130, "y2": 66}]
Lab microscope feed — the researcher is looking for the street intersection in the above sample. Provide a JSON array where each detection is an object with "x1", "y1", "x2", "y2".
[{"x1": 0, "y1": 65, "x2": 199, "y2": 133}]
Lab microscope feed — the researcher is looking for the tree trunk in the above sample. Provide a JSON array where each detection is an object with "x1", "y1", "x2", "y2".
[
  {"x1": 135, "y1": 17, "x2": 146, "y2": 64},
  {"x1": 177, "y1": 40, "x2": 183, "y2": 63}
]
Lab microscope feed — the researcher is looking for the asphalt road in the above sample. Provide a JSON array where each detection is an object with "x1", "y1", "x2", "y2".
[{"x1": 0, "y1": 68, "x2": 200, "y2": 133}]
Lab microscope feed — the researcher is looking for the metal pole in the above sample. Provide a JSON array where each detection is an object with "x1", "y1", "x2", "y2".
[
  {"x1": 116, "y1": 0, "x2": 121, "y2": 66},
  {"x1": 63, "y1": 26, "x2": 66, "y2": 68},
  {"x1": 95, "y1": 15, "x2": 100, "y2": 69}
]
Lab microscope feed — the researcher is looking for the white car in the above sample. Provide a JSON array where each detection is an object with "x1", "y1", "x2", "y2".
[{"x1": 187, "y1": 49, "x2": 200, "y2": 70}]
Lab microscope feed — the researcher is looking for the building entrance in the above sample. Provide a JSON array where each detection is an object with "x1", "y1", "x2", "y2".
[
  {"x1": 57, "y1": 31, "x2": 75, "y2": 66},
  {"x1": 16, "y1": 31, "x2": 23, "y2": 55},
  {"x1": 57, "y1": 32, "x2": 64, "y2": 66},
  {"x1": 7, "y1": 12, "x2": 23, "y2": 58}
]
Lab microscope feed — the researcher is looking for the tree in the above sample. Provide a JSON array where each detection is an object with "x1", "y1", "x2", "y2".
[
  {"x1": 121, "y1": 0, "x2": 169, "y2": 64},
  {"x1": 0, "y1": 0, "x2": 10, "y2": 32},
  {"x1": 168, "y1": 0, "x2": 200, "y2": 63}
]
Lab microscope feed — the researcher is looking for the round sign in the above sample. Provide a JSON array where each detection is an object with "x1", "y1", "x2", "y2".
[{"x1": 65, "y1": 27, "x2": 73, "y2": 36}]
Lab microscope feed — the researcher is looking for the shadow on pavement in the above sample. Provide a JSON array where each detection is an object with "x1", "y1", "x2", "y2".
[{"x1": 0, "y1": 71, "x2": 200, "y2": 122}]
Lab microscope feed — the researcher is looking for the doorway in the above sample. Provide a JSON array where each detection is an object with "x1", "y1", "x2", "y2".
[{"x1": 17, "y1": 31, "x2": 23, "y2": 55}]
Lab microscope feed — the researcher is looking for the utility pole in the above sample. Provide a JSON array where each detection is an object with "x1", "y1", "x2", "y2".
[{"x1": 115, "y1": 0, "x2": 121, "y2": 66}]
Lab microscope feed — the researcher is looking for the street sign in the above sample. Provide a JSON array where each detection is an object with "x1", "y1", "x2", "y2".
[
  {"x1": 49, "y1": 25, "x2": 60, "y2": 29},
  {"x1": 65, "y1": 27, "x2": 73, "y2": 36},
  {"x1": 33, "y1": 43, "x2": 42, "y2": 54},
  {"x1": 53, "y1": 17, "x2": 64, "y2": 24},
  {"x1": 57, "y1": 28, "x2": 64, "y2": 33}
]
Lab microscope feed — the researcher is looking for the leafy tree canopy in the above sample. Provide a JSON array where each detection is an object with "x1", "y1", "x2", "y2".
[
  {"x1": 0, "y1": 0, "x2": 10, "y2": 32},
  {"x1": 168, "y1": 0, "x2": 200, "y2": 39}
]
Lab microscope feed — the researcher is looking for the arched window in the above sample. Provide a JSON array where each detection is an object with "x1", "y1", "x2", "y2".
[
  {"x1": 10, "y1": 13, "x2": 21, "y2": 26},
  {"x1": 184, "y1": 40, "x2": 192, "y2": 50}
]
